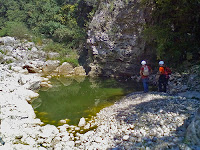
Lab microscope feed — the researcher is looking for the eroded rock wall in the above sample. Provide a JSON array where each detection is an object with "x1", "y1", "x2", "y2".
[{"x1": 86, "y1": 0, "x2": 154, "y2": 77}]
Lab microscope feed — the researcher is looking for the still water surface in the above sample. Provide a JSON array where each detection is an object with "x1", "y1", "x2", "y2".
[{"x1": 31, "y1": 77, "x2": 143, "y2": 126}]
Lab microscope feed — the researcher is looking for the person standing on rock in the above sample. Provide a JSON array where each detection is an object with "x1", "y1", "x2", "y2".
[
  {"x1": 140, "y1": 60, "x2": 152, "y2": 93},
  {"x1": 157, "y1": 61, "x2": 167, "y2": 92}
]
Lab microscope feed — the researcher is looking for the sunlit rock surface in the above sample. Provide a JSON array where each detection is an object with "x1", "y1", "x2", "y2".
[{"x1": 86, "y1": 0, "x2": 154, "y2": 77}]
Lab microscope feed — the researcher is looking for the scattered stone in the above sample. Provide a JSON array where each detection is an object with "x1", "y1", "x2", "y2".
[
  {"x1": 59, "y1": 120, "x2": 67, "y2": 124},
  {"x1": 28, "y1": 81, "x2": 41, "y2": 91},
  {"x1": 78, "y1": 117, "x2": 86, "y2": 127},
  {"x1": 123, "y1": 135, "x2": 129, "y2": 141},
  {"x1": 0, "y1": 137, "x2": 5, "y2": 145},
  {"x1": 22, "y1": 64, "x2": 38, "y2": 73},
  {"x1": 95, "y1": 137, "x2": 103, "y2": 143}
]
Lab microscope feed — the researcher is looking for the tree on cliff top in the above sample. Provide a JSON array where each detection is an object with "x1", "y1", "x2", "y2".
[{"x1": 142, "y1": 0, "x2": 200, "y2": 67}]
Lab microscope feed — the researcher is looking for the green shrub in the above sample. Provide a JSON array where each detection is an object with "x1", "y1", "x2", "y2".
[
  {"x1": 53, "y1": 27, "x2": 74, "y2": 42},
  {"x1": 1, "y1": 22, "x2": 31, "y2": 40},
  {"x1": 39, "y1": 21, "x2": 63, "y2": 36},
  {"x1": 0, "y1": 28, "x2": 8, "y2": 37},
  {"x1": 53, "y1": 26, "x2": 86, "y2": 48},
  {"x1": 43, "y1": 42, "x2": 66, "y2": 53},
  {"x1": 31, "y1": 36, "x2": 44, "y2": 46},
  {"x1": 142, "y1": 0, "x2": 200, "y2": 67},
  {"x1": 60, "y1": 57, "x2": 79, "y2": 67},
  {"x1": 0, "y1": 50, "x2": 4, "y2": 54}
]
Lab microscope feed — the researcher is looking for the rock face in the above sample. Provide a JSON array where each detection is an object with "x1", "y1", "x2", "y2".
[
  {"x1": 86, "y1": 0, "x2": 153, "y2": 77},
  {"x1": 186, "y1": 107, "x2": 200, "y2": 145}
]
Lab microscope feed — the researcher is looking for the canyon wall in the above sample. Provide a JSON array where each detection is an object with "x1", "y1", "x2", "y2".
[{"x1": 86, "y1": 0, "x2": 154, "y2": 77}]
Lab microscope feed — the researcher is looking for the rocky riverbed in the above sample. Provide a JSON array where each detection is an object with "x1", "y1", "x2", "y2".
[{"x1": 0, "y1": 37, "x2": 200, "y2": 149}]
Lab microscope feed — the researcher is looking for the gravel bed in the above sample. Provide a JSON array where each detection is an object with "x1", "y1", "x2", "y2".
[{"x1": 75, "y1": 92, "x2": 200, "y2": 150}]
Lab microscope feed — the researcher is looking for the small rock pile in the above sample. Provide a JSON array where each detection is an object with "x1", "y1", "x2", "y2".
[
  {"x1": 0, "y1": 36, "x2": 86, "y2": 78},
  {"x1": 167, "y1": 66, "x2": 200, "y2": 94}
]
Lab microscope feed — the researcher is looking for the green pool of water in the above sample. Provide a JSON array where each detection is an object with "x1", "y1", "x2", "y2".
[{"x1": 31, "y1": 76, "x2": 143, "y2": 126}]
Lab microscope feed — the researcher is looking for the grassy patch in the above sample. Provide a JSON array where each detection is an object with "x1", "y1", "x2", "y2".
[
  {"x1": 0, "y1": 21, "x2": 31, "y2": 40},
  {"x1": 60, "y1": 57, "x2": 79, "y2": 67},
  {"x1": 0, "y1": 50, "x2": 4, "y2": 54},
  {"x1": 31, "y1": 36, "x2": 43, "y2": 46}
]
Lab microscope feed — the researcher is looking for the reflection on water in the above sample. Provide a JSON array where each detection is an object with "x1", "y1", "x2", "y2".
[{"x1": 31, "y1": 77, "x2": 143, "y2": 126}]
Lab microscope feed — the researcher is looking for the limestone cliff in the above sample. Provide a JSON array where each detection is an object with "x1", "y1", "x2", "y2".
[{"x1": 86, "y1": 0, "x2": 154, "y2": 77}]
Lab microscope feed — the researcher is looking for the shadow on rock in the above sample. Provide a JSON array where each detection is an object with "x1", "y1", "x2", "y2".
[{"x1": 111, "y1": 92, "x2": 200, "y2": 149}]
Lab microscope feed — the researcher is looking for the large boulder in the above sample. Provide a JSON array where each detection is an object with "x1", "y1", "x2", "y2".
[
  {"x1": 42, "y1": 60, "x2": 60, "y2": 75},
  {"x1": 56, "y1": 62, "x2": 74, "y2": 76},
  {"x1": 85, "y1": 0, "x2": 154, "y2": 77},
  {"x1": 74, "y1": 66, "x2": 86, "y2": 76}
]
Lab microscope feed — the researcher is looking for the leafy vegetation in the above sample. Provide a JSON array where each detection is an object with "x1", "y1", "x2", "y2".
[
  {"x1": 142, "y1": 0, "x2": 200, "y2": 67},
  {"x1": 0, "y1": 0, "x2": 199, "y2": 68},
  {"x1": 0, "y1": 0, "x2": 96, "y2": 65},
  {"x1": 0, "y1": 21, "x2": 30, "y2": 39}
]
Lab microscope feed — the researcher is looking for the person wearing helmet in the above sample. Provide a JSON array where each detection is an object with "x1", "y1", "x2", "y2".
[
  {"x1": 158, "y1": 60, "x2": 167, "y2": 92},
  {"x1": 140, "y1": 60, "x2": 152, "y2": 93}
]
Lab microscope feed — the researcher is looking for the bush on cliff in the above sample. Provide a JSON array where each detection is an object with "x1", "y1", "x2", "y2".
[{"x1": 142, "y1": 0, "x2": 200, "y2": 68}]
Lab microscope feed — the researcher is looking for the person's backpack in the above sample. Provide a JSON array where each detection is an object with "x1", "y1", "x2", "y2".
[
  {"x1": 164, "y1": 67, "x2": 171, "y2": 78},
  {"x1": 143, "y1": 65, "x2": 149, "y2": 76}
]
